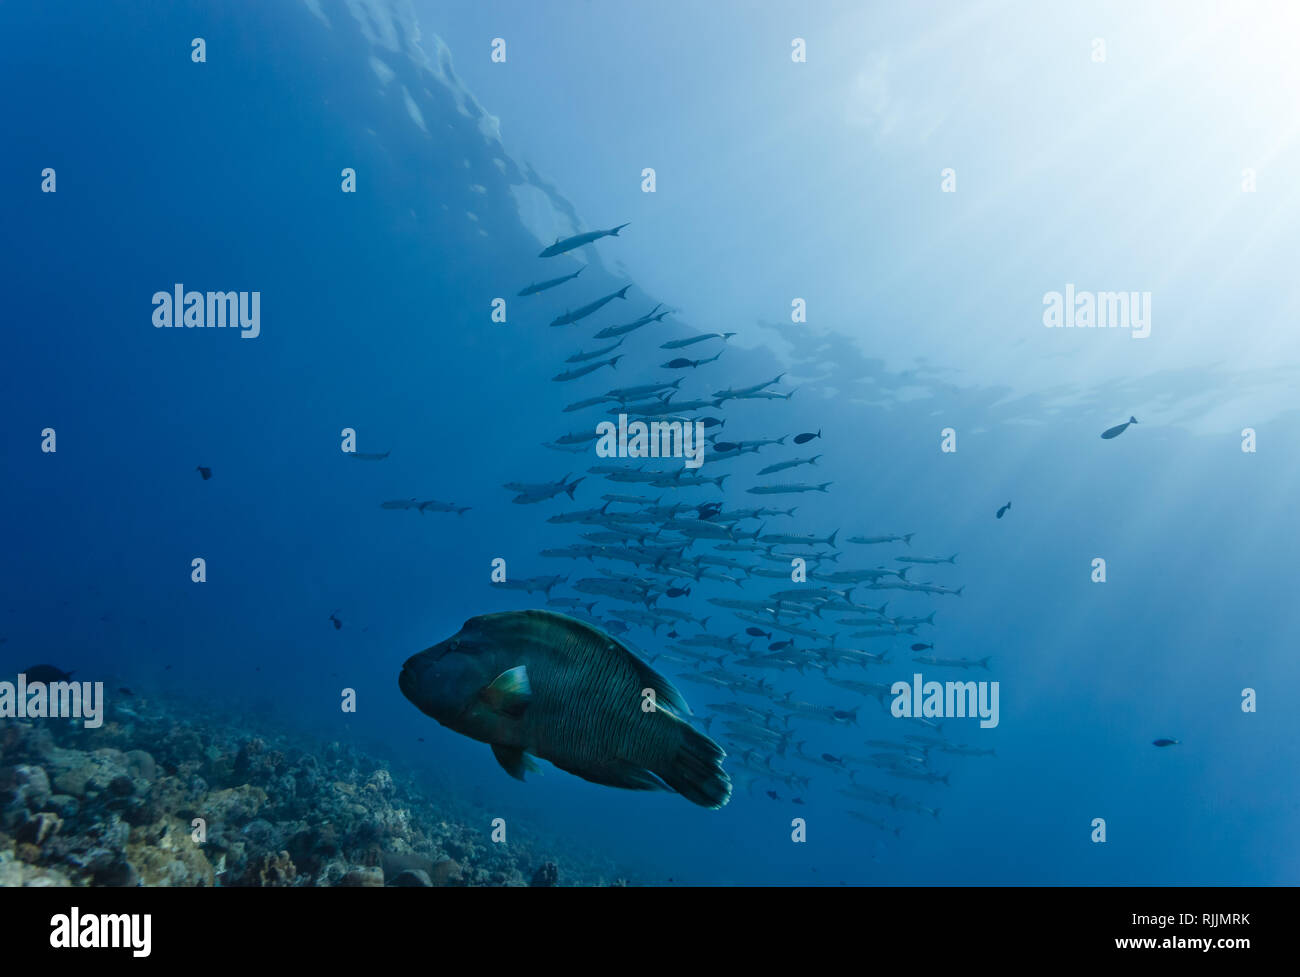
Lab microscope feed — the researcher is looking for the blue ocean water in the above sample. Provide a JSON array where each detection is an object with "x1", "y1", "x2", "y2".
[{"x1": 2, "y1": 0, "x2": 1297, "y2": 884}]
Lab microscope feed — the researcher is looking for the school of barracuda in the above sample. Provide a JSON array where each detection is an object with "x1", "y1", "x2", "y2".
[{"x1": 411, "y1": 223, "x2": 995, "y2": 832}]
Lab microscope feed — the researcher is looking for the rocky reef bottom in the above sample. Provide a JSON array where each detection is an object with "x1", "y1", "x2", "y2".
[{"x1": 0, "y1": 698, "x2": 633, "y2": 886}]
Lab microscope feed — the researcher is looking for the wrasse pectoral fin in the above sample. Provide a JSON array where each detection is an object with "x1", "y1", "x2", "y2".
[{"x1": 480, "y1": 665, "x2": 532, "y2": 717}]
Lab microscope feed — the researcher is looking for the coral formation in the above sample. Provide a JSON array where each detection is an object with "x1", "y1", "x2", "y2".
[{"x1": 0, "y1": 697, "x2": 631, "y2": 886}]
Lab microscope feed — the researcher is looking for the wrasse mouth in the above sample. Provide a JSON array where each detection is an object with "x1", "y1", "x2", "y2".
[{"x1": 398, "y1": 661, "x2": 418, "y2": 697}]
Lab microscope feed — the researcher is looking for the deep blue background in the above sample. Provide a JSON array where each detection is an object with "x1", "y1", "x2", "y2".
[{"x1": 1, "y1": 0, "x2": 1295, "y2": 883}]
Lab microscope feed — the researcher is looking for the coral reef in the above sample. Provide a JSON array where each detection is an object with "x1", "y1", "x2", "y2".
[{"x1": 0, "y1": 697, "x2": 633, "y2": 886}]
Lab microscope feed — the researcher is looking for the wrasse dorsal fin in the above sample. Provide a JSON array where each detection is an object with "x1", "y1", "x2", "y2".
[{"x1": 480, "y1": 665, "x2": 532, "y2": 717}]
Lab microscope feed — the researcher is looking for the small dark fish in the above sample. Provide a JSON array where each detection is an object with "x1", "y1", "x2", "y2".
[
  {"x1": 22, "y1": 664, "x2": 74, "y2": 683},
  {"x1": 329, "y1": 611, "x2": 343, "y2": 631},
  {"x1": 661, "y1": 351, "x2": 723, "y2": 370},
  {"x1": 417, "y1": 737, "x2": 426, "y2": 742},
  {"x1": 699, "y1": 417, "x2": 725, "y2": 429},
  {"x1": 539, "y1": 223, "x2": 630, "y2": 258},
  {"x1": 996, "y1": 502, "x2": 1011, "y2": 519},
  {"x1": 696, "y1": 502, "x2": 723, "y2": 520},
  {"x1": 549, "y1": 285, "x2": 632, "y2": 327},
  {"x1": 1101, "y1": 416, "x2": 1138, "y2": 439},
  {"x1": 164, "y1": 664, "x2": 173, "y2": 671},
  {"x1": 769, "y1": 639, "x2": 793, "y2": 651},
  {"x1": 910, "y1": 643, "x2": 933, "y2": 651},
  {"x1": 793, "y1": 430, "x2": 821, "y2": 445},
  {"x1": 118, "y1": 687, "x2": 134, "y2": 696},
  {"x1": 766, "y1": 790, "x2": 780, "y2": 801},
  {"x1": 518, "y1": 267, "x2": 583, "y2": 296},
  {"x1": 792, "y1": 797, "x2": 805, "y2": 805},
  {"x1": 667, "y1": 629, "x2": 679, "y2": 639},
  {"x1": 196, "y1": 466, "x2": 212, "y2": 480},
  {"x1": 605, "y1": 620, "x2": 630, "y2": 635},
  {"x1": 746, "y1": 627, "x2": 772, "y2": 639},
  {"x1": 713, "y1": 441, "x2": 740, "y2": 453},
  {"x1": 665, "y1": 587, "x2": 691, "y2": 598},
  {"x1": 1153, "y1": 738, "x2": 1180, "y2": 747}
]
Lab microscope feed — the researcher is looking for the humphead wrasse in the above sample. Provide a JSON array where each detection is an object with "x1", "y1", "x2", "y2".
[{"x1": 399, "y1": 610, "x2": 731, "y2": 808}]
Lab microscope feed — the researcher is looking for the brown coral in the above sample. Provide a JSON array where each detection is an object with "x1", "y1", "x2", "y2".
[{"x1": 252, "y1": 850, "x2": 297, "y2": 886}]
